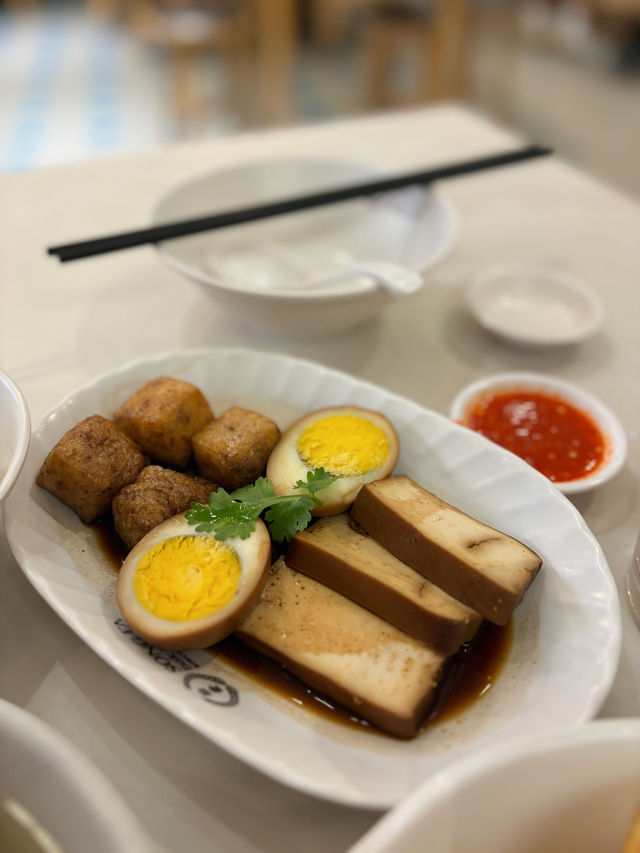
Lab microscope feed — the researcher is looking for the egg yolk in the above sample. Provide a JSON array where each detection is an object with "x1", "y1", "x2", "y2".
[
  {"x1": 297, "y1": 414, "x2": 390, "y2": 476},
  {"x1": 133, "y1": 535, "x2": 241, "y2": 622}
]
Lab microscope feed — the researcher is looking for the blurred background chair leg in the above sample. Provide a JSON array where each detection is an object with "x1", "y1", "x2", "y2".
[
  {"x1": 358, "y1": 1, "x2": 478, "y2": 110},
  {"x1": 1, "y1": 0, "x2": 41, "y2": 9},
  {"x1": 360, "y1": 11, "x2": 400, "y2": 109},
  {"x1": 360, "y1": 2, "x2": 439, "y2": 110},
  {"x1": 431, "y1": 0, "x2": 473, "y2": 100},
  {"x1": 251, "y1": 0, "x2": 298, "y2": 125},
  {"x1": 127, "y1": 0, "x2": 258, "y2": 130},
  {"x1": 86, "y1": 0, "x2": 124, "y2": 20},
  {"x1": 308, "y1": 0, "x2": 364, "y2": 48},
  {"x1": 469, "y1": 1, "x2": 521, "y2": 122},
  {"x1": 169, "y1": 42, "x2": 203, "y2": 128}
]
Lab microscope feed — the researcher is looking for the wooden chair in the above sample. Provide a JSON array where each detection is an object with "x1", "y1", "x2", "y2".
[
  {"x1": 127, "y1": 0, "x2": 256, "y2": 126},
  {"x1": 2, "y1": 0, "x2": 41, "y2": 9},
  {"x1": 358, "y1": 0, "x2": 472, "y2": 109}
]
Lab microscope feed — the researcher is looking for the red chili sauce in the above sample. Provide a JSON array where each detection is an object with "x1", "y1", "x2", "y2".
[{"x1": 466, "y1": 389, "x2": 607, "y2": 483}]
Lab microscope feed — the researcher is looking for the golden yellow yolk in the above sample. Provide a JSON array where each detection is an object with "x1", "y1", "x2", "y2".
[
  {"x1": 133, "y1": 534, "x2": 242, "y2": 622},
  {"x1": 297, "y1": 414, "x2": 390, "y2": 476}
]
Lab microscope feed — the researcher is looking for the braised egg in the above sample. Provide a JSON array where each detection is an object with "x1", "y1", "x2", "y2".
[
  {"x1": 116, "y1": 513, "x2": 271, "y2": 650},
  {"x1": 266, "y1": 406, "x2": 399, "y2": 515}
]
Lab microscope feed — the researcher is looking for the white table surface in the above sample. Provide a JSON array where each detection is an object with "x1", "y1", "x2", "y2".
[{"x1": 1, "y1": 104, "x2": 639, "y2": 853}]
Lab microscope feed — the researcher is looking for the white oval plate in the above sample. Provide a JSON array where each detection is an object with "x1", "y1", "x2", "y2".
[
  {"x1": 350, "y1": 718, "x2": 640, "y2": 853},
  {"x1": 5, "y1": 348, "x2": 621, "y2": 809}
]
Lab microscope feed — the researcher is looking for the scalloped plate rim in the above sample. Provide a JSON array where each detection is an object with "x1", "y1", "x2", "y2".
[{"x1": 4, "y1": 347, "x2": 621, "y2": 809}]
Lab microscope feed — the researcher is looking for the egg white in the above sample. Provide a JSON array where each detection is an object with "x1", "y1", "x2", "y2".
[
  {"x1": 116, "y1": 513, "x2": 271, "y2": 650},
  {"x1": 266, "y1": 406, "x2": 399, "y2": 516}
]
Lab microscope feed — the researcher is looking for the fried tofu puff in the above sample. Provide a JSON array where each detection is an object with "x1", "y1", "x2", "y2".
[
  {"x1": 37, "y1": 415, "x2": 146, "y2": 523},
  {"x1": 192, "y1": 407, "x2": 280, "y2": 492},
  {"x1": 112, "y1": 465, "x2": 215, "y2": 551},
  {"x1": 114, "y1": 377, "x2": 214, "y2": 469}
]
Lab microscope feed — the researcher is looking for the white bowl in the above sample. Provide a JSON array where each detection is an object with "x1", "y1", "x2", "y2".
[
  {"x1": 152, "y1": 158, "x2": 457, "y2": 336},
  {"x1": 0, "y1": 369, "x2": 30, "y2": 505},
  {"x1": 467, "y1": 265, "x2": 604, "y2": 347},
  {"x1": 449, "y1": 371, "x2": 627, "y2": 495},
  {"x1": 0, "y1": 700, "x2": 151, "y2": 852},
  {"x1": 350, "y1": 718, "x2": 640, "y2": 853}
]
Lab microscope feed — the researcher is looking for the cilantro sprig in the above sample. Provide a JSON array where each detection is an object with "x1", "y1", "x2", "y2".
[{"x1": 185, "y1": 468, "x2": 339, "y2": 544}]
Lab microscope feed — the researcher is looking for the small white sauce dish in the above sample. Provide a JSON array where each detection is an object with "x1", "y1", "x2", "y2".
[
  {"x1": 467, "y1": 265, "x2": 604, "y2": 347},
  {"x1": 449, "y1": 371, "x2": 627, "y2": 495},
  {"x1": 350, "y1": 718, "x2": 640, "y2": 853},
  {"x1": 0, "y1": 369, "x2": 30, "y2": 506}
]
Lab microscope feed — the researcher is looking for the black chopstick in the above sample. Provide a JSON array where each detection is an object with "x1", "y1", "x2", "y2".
[{"x1": 47, "y1": 144, "x2": 551, "y2": 262}]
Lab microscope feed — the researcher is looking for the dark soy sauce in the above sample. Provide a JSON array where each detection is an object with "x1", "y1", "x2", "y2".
[
  {"x1": 213, "y1": 622, "x2": 512, "y2": 736},
  {"x1": 94, "y1": 517, "x2": 512, "y2": 737},
  {"x1": 93, "y1": 513, "x2": 126, "y2": 568}
]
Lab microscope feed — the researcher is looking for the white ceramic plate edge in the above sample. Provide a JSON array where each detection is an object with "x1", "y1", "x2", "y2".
[
  {"x1": 0, "y1": 368, "x2": 31, "y2": 504},
  {"x1": 4, "y1": 348, "x2": 622, "y2": 809},
  {"x1": 0, "y1": 699, "x2": 151, "y2": 853},
  {"x1": 349, "y1": 718, "x2": 640, "y2": 853}
]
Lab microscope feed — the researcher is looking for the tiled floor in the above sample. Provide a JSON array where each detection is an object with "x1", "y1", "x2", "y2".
[
  {"x1": 1, "y1": 3, "x2": 639, "y2": 199},
  {"x1": 0, "y1": 5, "x2": 246, "y2": 172}
]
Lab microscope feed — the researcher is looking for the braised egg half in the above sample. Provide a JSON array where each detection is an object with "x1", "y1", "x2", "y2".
[
  {"x1": 116, "y1": 513, "x2": 271, "y2": 650},
  {"x1": 266, "y1": 405, "x2": 399, "y2": 515}
]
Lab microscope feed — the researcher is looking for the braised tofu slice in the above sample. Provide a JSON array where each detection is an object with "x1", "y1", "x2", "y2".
[
  {"x1": 112, "y1": 465, "x2": 215, "y2": 550},
  {"x1": 286, "y1": 514, "x2": 482, "y2": 654},
  {"x1": 192, "y1": 407, "x2": 280, "y2": 492},
  {"x1": 350, "y1": 476, "x2": 542, "y2": 626},
  {"x1": 236, "y1": 559, "x2": 446, "y2": 739},
  {"x1": 114, "y1": 377, "x2": 213, "y2": 469},
  {"x1": 36, "y1": 415, "x2": 146, "y2": 523}
]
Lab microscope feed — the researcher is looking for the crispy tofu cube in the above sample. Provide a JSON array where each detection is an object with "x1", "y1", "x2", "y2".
[
  {"x1": 192, "y1": 407, "x2": 280, "y2": 492},
  {"x1": 113, "y1": 377, "x2": 214, "y2": 469},
  {"x1": 36, "y1": 415, "x2": 146, "y2": 523},
  {"x1": 112, "y1": 465, "x2": 215, "y2": 550}
]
